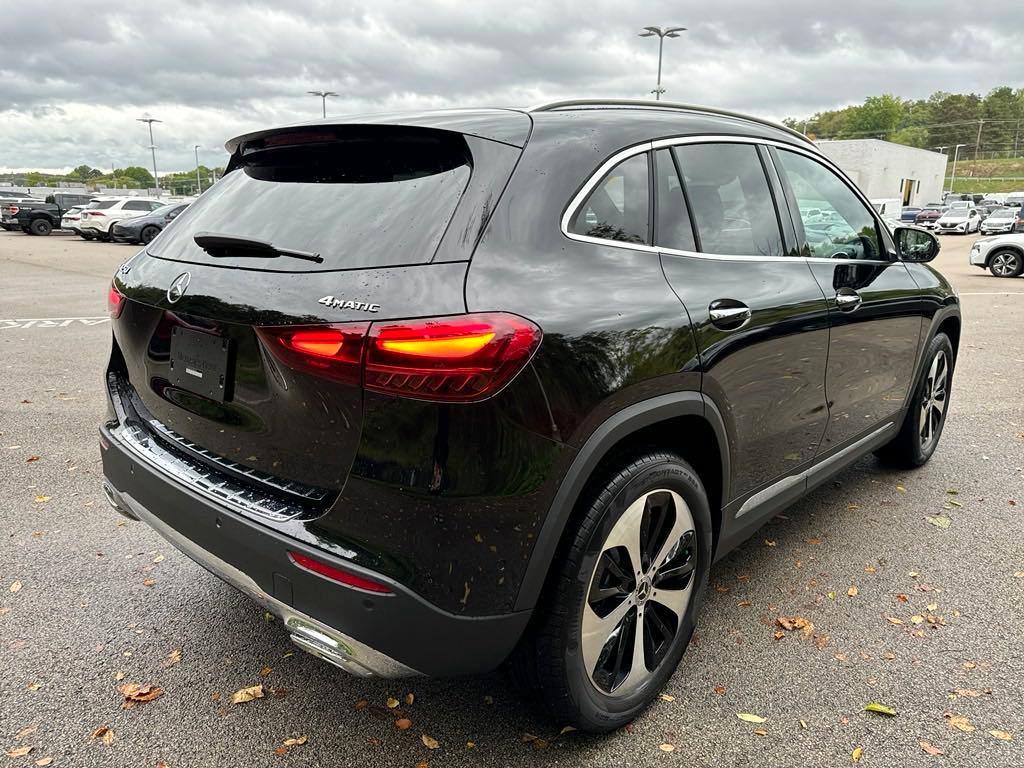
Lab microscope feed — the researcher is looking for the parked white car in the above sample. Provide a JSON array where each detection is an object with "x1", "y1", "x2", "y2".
[
  {"x1": 936, "y1": 206, "x2": 981, "y2": 235},
  {"x1": 60, "y1": 205, "x2": 88, "y2": 234},
  {"x1": 970, "y1": 234, "x2": 1024, "y2": 277},
  {"x1": 979, "y1": 207, "x2": 1022, "y2": 236},
  {"x1": 78, "y1": 196, "x2": 165, "y2": 240}
]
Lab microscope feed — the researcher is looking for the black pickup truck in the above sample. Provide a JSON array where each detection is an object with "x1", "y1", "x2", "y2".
[{"x1": 1, "y1": 192, "x2": 93, "y2": 235}]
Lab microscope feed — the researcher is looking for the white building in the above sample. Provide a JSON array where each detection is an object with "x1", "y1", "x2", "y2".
[{"x1": 815, "y1": 139, "x2": 947, "y2": 207}]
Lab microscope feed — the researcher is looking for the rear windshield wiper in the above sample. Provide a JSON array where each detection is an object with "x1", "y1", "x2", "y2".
[{"x1": 193, "y1": 232, "x2": 323, "y2": 263}]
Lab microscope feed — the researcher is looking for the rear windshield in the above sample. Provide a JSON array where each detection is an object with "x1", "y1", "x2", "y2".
[{"x1": 148, "y1": 127, "x2": 472, "y2": 271}]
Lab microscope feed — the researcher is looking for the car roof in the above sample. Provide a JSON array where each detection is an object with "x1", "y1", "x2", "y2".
[{"x1": 225, "y1": 100, "x2": 815, "y2": 155}]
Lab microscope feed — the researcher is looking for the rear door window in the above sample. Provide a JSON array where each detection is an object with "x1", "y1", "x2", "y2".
[
  {"x1": 88, "y1": 200, "x2": 118, "y2": 210},
  {"x1": 123, "y1": 200, "x2": 154, "y2": 211},
  {"x1": 672, "y1": 143, "x2": 784, "y2": 257},
  {"x1": 653, "y1": 148, "x2": 696, "y2": 252},
  {"x1": 148, "y1": 127, "x2": 472, "y2": 271},
  {"x1": 569, "y1": 153, "x2": 650, "y2": 245}
]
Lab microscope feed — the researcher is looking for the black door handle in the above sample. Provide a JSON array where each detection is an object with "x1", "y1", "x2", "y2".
[{"x1": 709, "y1": 299, "x2": 751, "y2": 330}]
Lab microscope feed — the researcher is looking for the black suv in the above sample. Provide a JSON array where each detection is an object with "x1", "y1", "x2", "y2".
[{"x1": 100, "y1": 101, "x2": 960, "y2": 731}]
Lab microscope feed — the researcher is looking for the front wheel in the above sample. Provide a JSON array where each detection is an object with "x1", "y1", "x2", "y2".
[
  {"x1": 876, "y1": 333, "x2": 954, "y2": 468},
  {"x1": 30, "y1": 218, "x2": 52, "y2": 236},
  {"x1": 512, "y1": 452, "x2": 712, "y2": 732},
  {"x1": 989, "y1": 249, "x2": 1023, "y2": 278}
]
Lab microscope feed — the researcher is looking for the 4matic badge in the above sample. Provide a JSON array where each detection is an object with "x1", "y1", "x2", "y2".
[{"x1": 318, "y1": 296, "x2": 381, "y2": 313}]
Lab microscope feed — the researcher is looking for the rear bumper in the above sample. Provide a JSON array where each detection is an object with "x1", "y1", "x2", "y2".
[{"x1": 99, "y1": 422, "x2": 531, "y2": 678}]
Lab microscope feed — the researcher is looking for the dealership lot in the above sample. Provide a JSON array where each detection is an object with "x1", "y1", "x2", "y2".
[{"x1": 2, "y1": 231, "x2": 1022, "y2": 767}]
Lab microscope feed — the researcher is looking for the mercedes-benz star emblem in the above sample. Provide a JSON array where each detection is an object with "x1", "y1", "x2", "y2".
[{"x1": 167, "y1": 272, "x2": 191, "y2": 304}]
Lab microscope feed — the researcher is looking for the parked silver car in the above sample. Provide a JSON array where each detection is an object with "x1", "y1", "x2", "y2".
[{"x1": 979, "y1": 207, "x2": 1021, "y2": 235}]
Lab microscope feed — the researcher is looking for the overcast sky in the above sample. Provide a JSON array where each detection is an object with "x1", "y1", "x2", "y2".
[{"x1": 2, "y1": 1, "x2": 1021, "y2": 174}]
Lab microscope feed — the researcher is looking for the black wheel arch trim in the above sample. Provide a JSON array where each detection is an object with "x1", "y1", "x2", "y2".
[{"x1": 513, "y1": 390, "x2": 729, "y2": 612}]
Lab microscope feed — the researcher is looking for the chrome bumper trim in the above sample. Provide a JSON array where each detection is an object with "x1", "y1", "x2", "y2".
[{"x1": 108, "y1": 484, "x2": 420, "y2": 679}]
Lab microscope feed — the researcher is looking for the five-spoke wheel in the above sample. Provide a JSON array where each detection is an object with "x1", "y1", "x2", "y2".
[
  {"x1": 582, "y1": 489, "x2": 696, "y2": 697},
  {"x1": 919, "y1": 349, "x2": 948, "y2": 452}
]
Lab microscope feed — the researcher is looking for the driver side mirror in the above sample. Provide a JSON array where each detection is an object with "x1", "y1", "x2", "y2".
[{"x1": 894, "y1": 226, "x2": 939, "y2": 263}]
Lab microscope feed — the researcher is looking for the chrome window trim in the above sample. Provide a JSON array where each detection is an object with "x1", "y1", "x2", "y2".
[{"x1": 560, "y1": 134, "x2": 894, "y2": 266}]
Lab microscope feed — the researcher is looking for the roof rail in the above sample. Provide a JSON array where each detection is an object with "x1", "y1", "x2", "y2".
[{"x1": 527, "y1": 99, "x2": 815, "y2": 146}]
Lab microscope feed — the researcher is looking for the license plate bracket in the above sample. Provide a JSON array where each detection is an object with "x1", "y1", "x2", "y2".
[{"x1": 169, "y1": 327, "x2": 233, "y2": 402}]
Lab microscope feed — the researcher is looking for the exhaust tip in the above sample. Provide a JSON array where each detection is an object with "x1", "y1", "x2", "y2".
[{"x1": 102, "y1": 482, "x2": 138, "y2": 521}]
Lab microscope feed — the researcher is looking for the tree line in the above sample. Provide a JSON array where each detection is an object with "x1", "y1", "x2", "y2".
[
  {"x1": 783, "y1": 87, "x2": 1024, "y2": 160},
  {"x1": 3, "y1": 164, "x2": 225, "y2": 194}
]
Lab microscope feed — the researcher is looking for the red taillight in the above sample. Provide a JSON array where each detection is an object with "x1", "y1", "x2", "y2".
[
  {"x1": 255, "y1": 323, "x2": 369, "y2": 384},
  {"x1": 6, "y1": 206, "x2": 18, "y2": 215},
  {"x1": 257, "y1": 313, "x2": 542, "y2": 402},
  {"x1": 90, "y1": 211, "x2": 106, "y2": 217},
  {"x1": 365, "y1": 313, "x2": 542, "y2": 401},
  {"x1": 287, "y1": 551, "x2": 393, "y2": 595},
  {"x1": 107, "y1": 282, "x2": 125, "y2": 319}
]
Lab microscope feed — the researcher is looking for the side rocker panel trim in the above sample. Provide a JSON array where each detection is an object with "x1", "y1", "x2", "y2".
[{"x1": 513, "y1": 391, "x2": 729, "y2": 611}]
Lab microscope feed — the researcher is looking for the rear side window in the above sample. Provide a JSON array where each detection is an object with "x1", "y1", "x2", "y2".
[
  {"x1": 653, "y1": 149, "x2": 696, "y2": 252},
  {"x1": 123, "y1": 200, "x2": 154, "y2": 211},
  {"x1": 149, "y1": 127, "x2": 472, "y2": 270},
  {"x1": 673, "y1": 143, "x2": 784, "y2": 257},
  {"x1": 569, "y1": 153, "x2": 649, "y2": 244},
  {"x1": 88, "y1": 200, "x2": 118, "y2": 210}
]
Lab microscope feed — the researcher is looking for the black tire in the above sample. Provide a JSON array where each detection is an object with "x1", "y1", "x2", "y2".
[
  {"x1": 140, "y1": 225, "x2": 160, "y2": 245},
  {"x1": 988, "y1": 249, "x2": 1023, "y2": 278},
  {"x1": 30, "y1": 218, "x2": 52, "y2": 236},
  {"x1": 512, "y1": 452, "x2": 712, "y2": 732},
  {"x1": 80, "y1": 232, "x2": 95, "y2": 240},
  {"x1": 875, "y1": 333, "x2": 954, "y2": 468}
]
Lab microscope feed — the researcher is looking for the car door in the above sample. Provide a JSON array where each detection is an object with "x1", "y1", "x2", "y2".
[
  {"x1": 655, "y1": 141, "x2": 831, "y2": 517},
  {"x1": 770, "y1": 146, "x2": 922, "y2": 457}
]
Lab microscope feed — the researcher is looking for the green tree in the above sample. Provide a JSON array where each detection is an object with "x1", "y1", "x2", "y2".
[
  {"x1": 844, "y1": 94, "x2": 904, "y2": 138},
  {"x1": 118, "y1": 166, "x2": 154, "y2": 185},
  {"x1": 888, "y1": 126, "x2": 929, "y2": 148}
]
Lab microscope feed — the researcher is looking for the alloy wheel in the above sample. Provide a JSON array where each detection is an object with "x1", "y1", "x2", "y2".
[
  {"x1": 582, "y1": 489, "x2": 696, "y2": 698},
  {"x1": 991, "y1": 251, "x2": 1020, "y2": 277},
  {"x1": 919, "y1": 350, "x2": 948, "y2": 451}
]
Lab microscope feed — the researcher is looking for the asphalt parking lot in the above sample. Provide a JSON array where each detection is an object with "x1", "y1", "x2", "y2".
[{"x1": 2, "y1": 230, "x2": 1022, "y2": 768}]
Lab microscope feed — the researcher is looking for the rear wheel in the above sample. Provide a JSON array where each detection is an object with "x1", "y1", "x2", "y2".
[
  {"x1": 513, "y1": 452, "x2": 712, "y2": 732},
  {"x1": 876, "y1": 333, "x2": 953, "y2": 468},
  {"x1": 140, "y1": 225, "x2": 160, "y2": 244},
  {"x1": 30, "y1": 218, "x2": 52, "y2": 236},
  {"x1": 989, "y1": 249, "x2": 1023, "y2": 278}
]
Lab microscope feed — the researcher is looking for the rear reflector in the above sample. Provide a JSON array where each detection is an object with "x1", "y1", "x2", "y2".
[
  {"x1": 108, "y1": 282, "x2": 125, "y2": 319},
  {"x1": 257, "y1": 312, "x2": 542, "y2": 402},
  {"x1": 287, "y1": 551, "x2": 393, "y2": 595}
]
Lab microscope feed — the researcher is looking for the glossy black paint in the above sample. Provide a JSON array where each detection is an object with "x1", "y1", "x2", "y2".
[{"x1": 103, "y1": 105, "x2": 960, "y2": 668}]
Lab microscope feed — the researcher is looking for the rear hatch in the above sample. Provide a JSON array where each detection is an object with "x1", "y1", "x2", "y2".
[{"x1": 109, "y1": 120, "x2": 526, "y2": 516}]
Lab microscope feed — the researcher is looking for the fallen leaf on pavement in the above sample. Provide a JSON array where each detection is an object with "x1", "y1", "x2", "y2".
[
  {"x1": 847, "y1": 586, "x2": 859, "y2": 597},
  {"x1": 920, "y1": 741, "x2": 944, "y2": 756},
  {"x1": 953, "y1": 688, "x2": 990, "y2": 698},
  {"x1": 6, "y1": 746, "x2": 33, "y2": 758},
  {"x1": 754, "y1": 728, "x2": 767, "y2": 736},
  {"x1": 396, "y1": 718, "x2": 412, "y2": 730},
  {"x1": 944, "y1": 713, "x2": 975, "y2": 732},
  {"x1": 282, "y1": 736, "x2": 307, "y2": 746},
  {"x1": 776, "y1": 616, "x2": 814, "y2": 635},
  {"x1": 231, "y1": 685, "x2": 264, "y2": 705},
  {"x1": 16, "y1": 725, "x2": 37, "y2": 739},
  {"x1": 33, "y1": 496, "x2": 51, "y2": 503},
  {"x1": 142, "y1": 579, "x2": 156, "y2": 587},
  {"x1": 386, "y1": 697, "x2": 400, "y2": 708},
  {"x1": 10, "y1": 580, "x2": 23, "y2": 593},
  {"x1": 659, "y1": 743, "x2": 675, "y2": 751},
  {"x1": 925, "y1": 515, "x2": 951, "y2": 529},
  {"x1": 354, "y1": 699, "x2": 368, "y2": 710},
  {"x1": 714, "y1": 685, "x2": 726, "y2": 695},
  {"x1": 989, "y1": 730, "x2": 1013, "y2": 741},
  {"x1": 852, "y1": 746, "x2": 864, "y2": 762},
  {"x1": 119, "y1": 683, "x2": 164, "y2": 708},
  {"x1": 26, "y1": 456, "x2": 40, "y2": 463},
  {"x1": 421, "y1": 734, "x2": 440, "y2": 749},
  {"x1": 864, "y1": 703, "x2": 897, "y2": 717},
  {"x1": 737, "y1": 713, "x2": 767, "y2": 723},
  {"x1": 163, "y1": 649, "x2": 182, "y2": 667},
  {"x1": 35, "y1": 757, "x2": 53, "y2": 766},
  {"x1": 91, "y1": 725, "x2": 114, "y2": 745},
  {"x1": 404, "y1": 692, "x2": 415, "y2": 705},
  {"x1": 259, "y1": 666, "x2": 272, "y2": 677},
  {"x1": 659, "y1": 693, "x2": 675, "y2": 702}
]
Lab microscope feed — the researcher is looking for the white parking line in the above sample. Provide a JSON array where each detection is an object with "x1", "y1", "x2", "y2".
[{"x1": 0, "y1": 317, "x2": 110, "y2": 329}]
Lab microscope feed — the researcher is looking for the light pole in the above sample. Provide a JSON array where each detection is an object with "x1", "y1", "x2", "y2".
[
  {"x1": 307, "y1": 90, "x2": 337, "y2": 118},
  {"x1": 136, "y1": 114, "x2": 162, "y2": 195},
  {"x1": 638, "y1": 26, "x2": 686, "y2": 100},
  {"x1": 193, "y1": 145, "x2": 202, "y2": 194},
  {"x1": 948, "y1": 143, "x2": 967, "y2": 195}
]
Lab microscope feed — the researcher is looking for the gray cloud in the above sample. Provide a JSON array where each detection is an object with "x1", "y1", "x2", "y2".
[{"x1": 1, "y1": 1, "x2": 1021, "y2": 172}]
